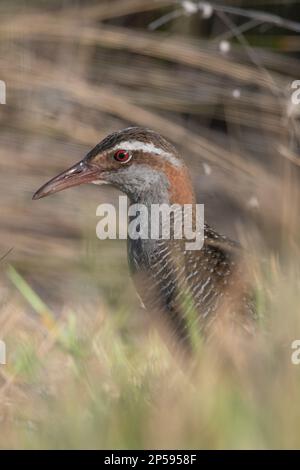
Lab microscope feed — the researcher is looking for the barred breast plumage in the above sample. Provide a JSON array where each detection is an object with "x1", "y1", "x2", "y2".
[{"x1": 128, "y1": 222, "x2": 256, "y2": 349}]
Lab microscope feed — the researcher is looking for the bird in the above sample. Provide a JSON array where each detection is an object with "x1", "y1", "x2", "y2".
[{"x1": 33, "y1": 127, "x2": 256, "y2": 351}]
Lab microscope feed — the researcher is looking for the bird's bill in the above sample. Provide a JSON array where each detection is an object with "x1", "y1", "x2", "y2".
[{"x1": 32, "y1": 160, "x2": 100, "y2": 200}]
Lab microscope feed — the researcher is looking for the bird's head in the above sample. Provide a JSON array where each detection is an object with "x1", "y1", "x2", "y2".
[{"x1": 33, "y1": 127, "x2": 195, "y2": 205}]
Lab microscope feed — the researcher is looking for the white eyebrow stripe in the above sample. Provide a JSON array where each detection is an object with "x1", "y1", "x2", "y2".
[{"x1": 112, "y1": 141, "x2": 182, "y2": 167}]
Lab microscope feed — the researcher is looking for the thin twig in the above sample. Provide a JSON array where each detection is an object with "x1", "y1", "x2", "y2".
[
  {"x1": 209, "y1": 3, "x2": 300, "y2": 34},
  {"x1": 0, "y1": 248, "x2": 13, "y2": 264},
  {"x1": 150, "y1": 2, "x2": 300, "y2": 34},
  {"x1": 215, "y1": 9, "x2": 282, "y2": 99},
  {"x1": 149, "y1": 8, "x2": 183, "y2": 30},
  {"x1": 213, "y1": 19, "x2": 261, "y2": 43}
]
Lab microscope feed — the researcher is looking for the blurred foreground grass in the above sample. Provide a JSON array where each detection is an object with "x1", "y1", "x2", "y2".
[{"x1": 1, "y1": 250, "x2": 300, "y2": 450}]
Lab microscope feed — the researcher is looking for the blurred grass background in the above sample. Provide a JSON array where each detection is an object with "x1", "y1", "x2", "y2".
[{"x1": 1, "y1": 0, "x2": 300, "y2": 449}]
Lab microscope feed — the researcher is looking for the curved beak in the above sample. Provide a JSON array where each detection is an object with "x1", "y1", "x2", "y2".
[{"x1": 33, "y1": 160, "x2": 100, "y2": 200}]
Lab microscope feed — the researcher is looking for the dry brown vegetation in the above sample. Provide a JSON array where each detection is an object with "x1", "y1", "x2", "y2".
[{"x1": 0, "y1": 0, "x2": 300, "y2": 449}]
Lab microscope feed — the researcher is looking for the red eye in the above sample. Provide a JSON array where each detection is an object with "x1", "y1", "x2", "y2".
[{"x1": 114, "y1": 149, "x2": 131, "y2": 163}]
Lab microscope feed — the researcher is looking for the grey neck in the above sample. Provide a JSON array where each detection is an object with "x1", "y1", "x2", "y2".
[
  {"x1": 106, "y1": 164, "x2": 171, "y2": 206},
  {"x1": 106, "y1": 164, "x2": 179, "y2": 273},
  {"x1": 124, "y1": 171, "x2": 171, "y2": 275}
]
